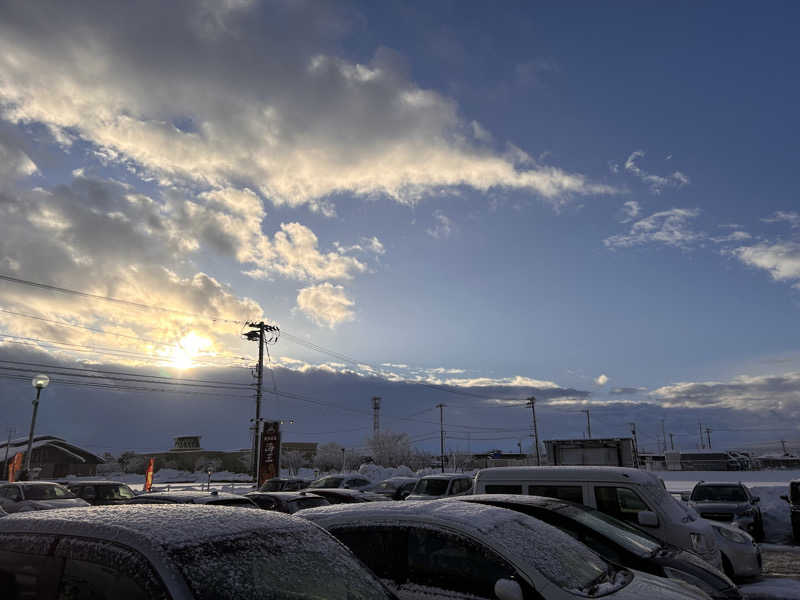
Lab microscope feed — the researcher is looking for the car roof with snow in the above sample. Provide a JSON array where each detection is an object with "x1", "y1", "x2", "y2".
[
  {"x1": 693, "y1": 481, "x2": 746, "y2": 486},
  {"x1": 246, "y1": 491, "x2": 323, "y2": 499},
  {"x1": 3, "y1": 481, "x2": 65, "y2": 486},
  {"x1": 476, "y1": 465, "x2": 661, "y2": 484},
  {"x1": 418, "y1": 472, "x2": 472, "y2": 480},
  {"x1": 0, "y1": 504, "x2": 313, "y2": 548},
  {"x1": 65, "y1": 480, "x2": 132, "y2": 485},
  {"x1": 128, "y1": 490, "x2": 255, "y2": 504}
]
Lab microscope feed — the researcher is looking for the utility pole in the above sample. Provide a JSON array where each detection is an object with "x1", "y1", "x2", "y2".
[
  {"x1": 244, "y1": 321, "x2": 279, "y2": 482},
  {"x1": 705, "y1": 427, "x2": 712, "y2": 449},
  {"x1": 437, "y1": 404, "x2": 446, "y2": 473},
  {"x1": 660, "y1": 419, "x2": 667, "y2": 454},
  {"x1": 582, "y1": 409, "x2": 592, "y2": 439},
  {"x1": 526, "y1": 397, "x2": 541, "y2": 465},
  {"x1": 341, "y1": 447, "x2": 346, "y2": 473},
  {"x1": 669, "y1": 433, "x2": 675, "y2": 451},
  {"x1": 698, "y1": 421, "x2": 705, "y2": 449},
  {"x1": 781, "y1": 440, "x2": 788, "y2": 456},
  {"x1": 372, "y1": 397, "x2": 381, "y2": 434},
  {"x1": 628, "y1": 422, "x2": 639, "y2": 468}
]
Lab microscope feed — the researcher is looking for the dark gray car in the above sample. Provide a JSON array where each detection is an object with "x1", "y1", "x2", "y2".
[
  {"x1": 0, "y1": 482, "x2": 89, "y2": 513},
  {"x1": 689, "y1": 482, "x2": 763, "y2": 541}
]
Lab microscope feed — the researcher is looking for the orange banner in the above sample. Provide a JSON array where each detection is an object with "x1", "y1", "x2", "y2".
[
  {"x1": 144, "y1": 458, "x2": 155, "y2": 492},
  {"x1": 8, "y1": 452, "x2": 22, "y2": 483}
]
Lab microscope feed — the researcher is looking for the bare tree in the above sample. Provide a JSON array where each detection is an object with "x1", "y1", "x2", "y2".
[
  {"x1": 313, "y1": 442, "x2": 344, "y2": 472},
  {"x1": 366, "y1": 431, "x2": 414, "y2": 467},
  {"x1": 281, "y1": 450, "x2": 304, "y2": 476}
]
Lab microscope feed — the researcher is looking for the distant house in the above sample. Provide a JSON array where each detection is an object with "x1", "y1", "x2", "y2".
[{"x1": 0, "y1": 435, "x2": 104, "y2": 479}]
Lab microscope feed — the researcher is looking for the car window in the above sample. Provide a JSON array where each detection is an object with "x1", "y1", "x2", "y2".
[
  {"x1": 286, "y1": 497, "x2": 329, "y2": 513},
  {"x1": 406, "y1": 527, "x2": 518, "y2": 599},
  {"x1": 168, "y1": 530, "x2": 394, "y2": 599},
  {"x1": 21, "y1": 484, "x2": 77, "y2": 500},
  {"x1": 413, "y1": 478, "x2": 449, "y2": 496},
  {"x1": 0, "y1": 534, "x2": 60, "y2": 599},
  {"x1": 332, "y1": 526, "x2": 407, "y2": 583},
  {"x1": 690, "y1": 485, "x2": 747, "y2": 503},
  {"x1": 1, "y1": 487, "x2": 21, "y2": 501},
  {"x1": 98, "y1": 485, "x2": 135, "y2": 500},
  {"x1": 207, "y1": 498, "x2": 257, "y2": 508},
  {"x1": 349, "y1": 479, "x2": 370, "y2": 488},
  {"x1": 528, "y1": 485, "x2": 583, "y2": 503},
  {"x1": 309, "y1": 476, "x2": 344, "y2": 489},
  {"x1": 260, "y1": 480, "x2": 285, "y2": 492},
  {"x1": 54, "y1": 536, "x2": 169, "y2": 600},
  {"x1": 485, "y1": 484, "x2": 522, "y2": 494},
  {"x1": 453, "y1": 479, "x2": 472, "y2": 494},
  {"x1": 595, "y1": 486, "x2": 650, "y2": 522},
  {"x1": 81, "y1": 485, "x2": 97, "y2": 499}
]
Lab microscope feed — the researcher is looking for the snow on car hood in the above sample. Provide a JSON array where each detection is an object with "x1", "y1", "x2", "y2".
[{"x1": 614, "y1": 570, "x2": 711, "y2": 600}]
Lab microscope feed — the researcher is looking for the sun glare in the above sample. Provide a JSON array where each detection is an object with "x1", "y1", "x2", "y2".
[{"x1": 170, "y1": 332, "x2": 212, "y2": 369}]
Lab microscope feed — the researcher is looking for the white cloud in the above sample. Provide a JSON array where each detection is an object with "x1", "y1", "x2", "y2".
[
  {"x1": 650, "y1": 371, "x2": 800, "y2": 411},
  {"x1": 624, "y1": 150, "x2": 689, "y2": 194},
  {"x1": 620, "y1": 200, "x2": 640, "y2": 223},
  {"x1": 763, "y1": 211, "x2": 800, "y2": 228},
  {"x1": 0, "y1": 135, "x2": 37, "y2": 181},
  {"x1": 296, "y1": 283, "x2": 355, "y2": 328},
  {"x1": 427, "y1": 210, "x2": 454, "y2": 239},
  {"x1": 732, "y1": 242, "x2": 800, "y2": 287},
  {"x1": 0, "y1": 1, "x2": 616, "y2": 213},
  {"x1": 594, "y1": 373, "x2": 609, "y2": 386},
  {"x1": 604, "y1": 208, "x2": 702, "y2": 249}
]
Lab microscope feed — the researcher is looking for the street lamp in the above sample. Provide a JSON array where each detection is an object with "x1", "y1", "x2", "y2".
[{"x1": 23, "y1": 374, "x2": 49, "y2": 478}]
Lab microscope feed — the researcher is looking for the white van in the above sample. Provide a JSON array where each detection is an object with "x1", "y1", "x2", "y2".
[
  {"x1": 474, "y1": 466, "x2": 721, "y2": 569},
  {"x1": 405, "y1": 473, "x2": 473, "y2": 500}
]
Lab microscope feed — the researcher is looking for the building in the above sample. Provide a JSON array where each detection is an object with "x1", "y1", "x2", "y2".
[
  {"x1": 0, "y1": 435, "x2": 105, "y2": 479},
  {"x1": 544, "y1": 438, "x2": 639, "y2": 468}
]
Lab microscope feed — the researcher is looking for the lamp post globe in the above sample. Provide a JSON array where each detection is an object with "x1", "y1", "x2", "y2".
[
  {"x1": 32, "y1": 374, "x2": 50, "y2": 389},
  {"x1": 23, "y1": 374, "x2": 50, "y2": 477}
]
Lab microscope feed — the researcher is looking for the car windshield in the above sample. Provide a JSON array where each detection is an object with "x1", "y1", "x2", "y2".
[
  {"x1": 557, "y1": 504, "x2": 662, "y2": 557},
  {"x1": 286, "y1": 497, "x2": 329, "y2": 513},
  {"x1": 98, "y1": 485, "x2": 135, "y2": 500},
  {"x1": 309, "y1": 477, "x2": 343, "y2": 489},
  {"x1": 377, "y1": 481, "x2": 401, "y2": 491},
  {"x1": 413, "y1": 478, "x2": 449, "y2": 496},
  {"x1": 691, "y1": 485, "x2": 747, "y2": 502},
  {"x1": 21, "y1": 484, "x2": 76, "y2": 500},
  {"x1": 260, "y1": 480, "x2": 286, "y2": 492},
  {"x1": 168, "y1": 530, "x2": 394, "y2": 599}
]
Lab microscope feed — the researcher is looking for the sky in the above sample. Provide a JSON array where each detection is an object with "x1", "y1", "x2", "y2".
[{"x1": 0, "y1": 0, "x2": 799, "y2": 458}]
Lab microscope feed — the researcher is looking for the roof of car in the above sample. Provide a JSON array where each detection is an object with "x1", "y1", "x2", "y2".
[
  {"x1": 130, "y1": 490, "x2": 253, "y2": 503},
  {"x1": 2, "y1": 481, "x2": 65, "y2": 486},
  {"x1": 452, "y1": 494, "x2": 567, "y2": 509},
  {"x1": 380, "y1": 477, "x2": 419, "y2": 483},
  {"x1": 246, "y1": 491, "x2": 323, "y2": 500},
  {"x1": 693, "y1": 481, "x2": 745, "y2": 486},
  {"x1": 0, "y1": 504, "x2": 318, "y2": 549},
  {"x1": 66, "y1": 480, "x2": 131, "y2": 486},
  {"x1": 418, "y1": 473, "x2": 472, "y2": 480},
  {"x1": 475, "y1": 465, "x2": 661, "y2": 485}
]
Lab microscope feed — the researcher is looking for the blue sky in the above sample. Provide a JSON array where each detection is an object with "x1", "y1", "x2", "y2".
[{"x1": 0, "y1": 1, "x2": 799, "y2": 456}]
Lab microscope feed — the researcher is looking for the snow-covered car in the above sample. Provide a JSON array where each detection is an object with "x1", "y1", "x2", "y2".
[
  {"x1": 369, "y1": 477, "x2": 420, "y2": 500},
  {"x1": 257, "y1": 477, "x2": 311, "y2": 491},
  {"x1": 0, "y1": 482, "x2": 89, "y2": 513},
  {"x1": 448, "y1": 494, "x2": 740, "y2": 600},
  {"x1": 0, "y1": 505, "x2": 397, "y2": 599},
  {"x1": 474, "y1": 466, "x2": 722, "y2": 570},
  {"x1": 126, "y1": 489, "x2": 258, "y2": 507},
  {"x1": 689, "y1": 482, "x2": 764, "y2": 541},
  {"x1": 710, "y1": 521, "x2": 762, "y2": 579},
  {"x1": 66, "y1": 480, "x2": 137, "y2": 505},
  {"x1": 299, "y1": 501, "x2": 712, "y2": 600},
  {"x1": 404, "y1": 473, "x2": 473, "y2": 500},
  {"x1": 245, "y1": 490, "x2": 330, "y2": 513},
  {"x1": 307, "y1": 474, "x2": 373, "y2": 490},
  {"x1": 305, "y1": 488, "x2": 390, "y2": 504}
]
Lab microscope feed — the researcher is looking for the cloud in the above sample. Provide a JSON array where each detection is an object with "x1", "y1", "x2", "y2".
[
  {"x1": 0, "y1": 1, "x2": 616, "y2": 213},
  {"x1": 649, "y1": 371, "x2": 800, "y2": 411},
  {"x1": 604, "y1": 208, "x2": 702, "y2": 249},
  {"x1": 427, "y1": 210, "x2": 454, "y2": 239},
  {"x1": 731, "y1": 242, "x2": 800, "y2": 288},
  {"x1": 0, "y1": 134, "x2": 38, "y2": 181},
  {"x1": 609, "y1": 386, "x2": 648, "y2": 395},
  {"x1": 620, "y1": 200, "x2": 640, "y2": 223},
  {"x1": 594, "y1": 374, "x2": 609, "y2": 386},
  {"x1": 709, "y1": 231, "x2": 751, "y2": 243},
  {"x1": 763, "y1": 211, "x2": 800, "y2": 228},
  {"x1": 624, "y1": 150, "x2": 689, "y2": 194},
  {"x1": 296, "y1": 283, "x2": 355, "y2": 328}
]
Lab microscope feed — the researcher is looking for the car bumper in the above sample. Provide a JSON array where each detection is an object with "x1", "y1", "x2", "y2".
[{"x1": 723, "y1": 541, "x2": 762, "y2": 578}]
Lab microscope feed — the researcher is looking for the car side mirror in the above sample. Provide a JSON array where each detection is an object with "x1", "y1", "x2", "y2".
[
  {"x1": 781, "y1": 495, "x2": 789, "y2": 503},
  {"x1": 494, "y1": 578, "x2": 524, "y2": 600},
  {"x1": 637, "y1": 511, "x2": 659, "y2": 527},
  {"x1": 752, "y1": 496, "x2": 760, "y2": 503},
  {"x1": 680, "y1": 492, "x2": 690, "y2": 502}
]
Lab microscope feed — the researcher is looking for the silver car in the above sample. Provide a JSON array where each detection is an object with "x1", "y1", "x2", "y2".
[
  {"x1": 0, "y1": 481, "x2": 89, "y2": 513},
  {"x1": 689, "y1": 482, "x2": 764, "y2": 541},
  {"x1": 710, "y1": 521, "x2": 762, "y2": 579}
]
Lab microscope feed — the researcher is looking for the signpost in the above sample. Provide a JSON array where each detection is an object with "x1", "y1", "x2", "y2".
[{"x1": 258, "y1": 421, "x2": 281, "y2": 487}]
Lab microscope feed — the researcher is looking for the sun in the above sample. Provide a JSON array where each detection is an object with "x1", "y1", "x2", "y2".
[{"x1": 170, "y1": 332, "x2": 212, "y2": 369}]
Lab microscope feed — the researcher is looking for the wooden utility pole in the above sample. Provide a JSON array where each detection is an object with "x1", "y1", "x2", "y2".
[
  {"x1": 244, "y1": 321, "x2": 279, "y2": 482},
  {"x1": 437, "y1": 404, "x2": 446, "y2": 473},
  {"x1": 583, "y1": 409, "x2": 592, "y2": 439}
]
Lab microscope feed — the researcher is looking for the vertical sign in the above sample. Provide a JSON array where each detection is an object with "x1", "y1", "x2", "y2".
[
  {"x1": 258, "y1": 421, "x2": 281, "y2": 487},
  {"x1": 144, "y1": 458, "x2": 155, "y2": 492},
  {"x1": 8, "y1": 452, "x2": 22, "y2": 483}
]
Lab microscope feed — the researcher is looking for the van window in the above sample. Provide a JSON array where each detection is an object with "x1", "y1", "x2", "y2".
[
  {"x1": 485, "y1": 485, "x2": 522, "y2": 494},
  {"x1": 528, "y1": 485, "x2": 583, "y2": 504},
  {"x1": 595, "y1": 486, "x2": 650, "y2": 523}
]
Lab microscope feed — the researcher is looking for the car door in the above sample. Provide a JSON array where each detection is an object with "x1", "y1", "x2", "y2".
[{"x1": 0, "y1": 533, "x2": 62, "y2": 599}]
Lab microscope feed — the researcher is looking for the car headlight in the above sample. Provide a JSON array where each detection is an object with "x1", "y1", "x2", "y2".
[
  {"x1": 663, "y1": 567, "x2": 717, "y2": 595},
  {"x1": 714, "y1": 525, "x2": 750, "y2": 544},
  {"x1": 689, "y1": 532, "x2": 702, "y2": 551}
]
